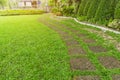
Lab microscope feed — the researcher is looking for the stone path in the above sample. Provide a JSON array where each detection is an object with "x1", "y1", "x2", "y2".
[{"x1": 39, "y1": 15, "x2": 120, "y2": 80}]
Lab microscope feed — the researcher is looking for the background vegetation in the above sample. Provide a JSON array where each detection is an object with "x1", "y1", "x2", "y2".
[{"x1": 50, "y1": 0, "x2": 120, "y2": 30}]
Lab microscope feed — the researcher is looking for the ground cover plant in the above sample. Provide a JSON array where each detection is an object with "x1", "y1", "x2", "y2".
[
  {"x1": 0, "y1": 10, "x2": 45, "y2": 16},
  {"x1": 0, "y1": 13, "x2": 120, "y2": 80}
]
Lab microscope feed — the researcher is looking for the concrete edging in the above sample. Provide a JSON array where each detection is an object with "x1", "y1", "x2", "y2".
[{"x1": 57, "y1": 16, "x2": 120, "y2": 34}]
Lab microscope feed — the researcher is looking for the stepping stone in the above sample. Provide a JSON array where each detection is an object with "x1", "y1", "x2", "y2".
[
  {"x1": 68, "y1": 46, "x2": 86, "y2": 55},
  {"x1": 65, "y1": 39, "x2": 79, "y2": 46},
  {"x1": 82, "y1": 38, "x2": 96, "y2": 44},
  {"x1": 77, "y1": 33, "x2": 88, "y2": 38},
  {"x1": 74, "y1": 76, "x2": 100, "y2": 80},
  {"x1": 70, "y1": 58, "x2": 95, "y2": 71},
  {"x1": 98, "y1": 56, "x2": 120, "y2": 69},
  {"x1": 112, "y1": 74, "x2": 120, "y2": 80},
  {"x1": 89, "y1": 46, "x2": 107, "y2": 53},
  {"x1": 61, "y1": 34, "x2": 73, "y2": 41},
  {"x1": 116, "y1": 43, "x2": 120, "y2": 52}
]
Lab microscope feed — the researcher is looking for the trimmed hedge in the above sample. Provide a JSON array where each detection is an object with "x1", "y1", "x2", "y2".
[
  {"x1": 115, "y1": 0, "x2": 120, "y2": 19},
  {"x1": 0, "y1": 10, "x2": 45, "y2": 16}
]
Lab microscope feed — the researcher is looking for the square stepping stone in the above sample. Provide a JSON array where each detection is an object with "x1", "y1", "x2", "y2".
[
  {"x1": 98, "y1": 56, "x2": 120, "y2": 69},
  {"x1": 82, "y1": 38, "x2": 96, "y2": 44},
  {"x1": 68, "y1": 46, "x2": 86, "y2": 55},
  {"x1": 65, "y1": 39, "x2": 79, "y2": 46},
  {"x1": 77, "y1": 33, "x2": 88, "y2": 38},
  {"x1": 74, "y1": 76, "x2": 100, "y2": 80},
  {"x1": 61, "y1": 35, "x2": 73, "y2": 41},
  {"x1": 70, "y1": 58, "x2": 95, "y2": 71},
  {"x1": 89, "y1": 46, "x2": 107, "y2": 53},
  {"x1": 112, "y1": 74, "x2": 120, "y2": 80}
]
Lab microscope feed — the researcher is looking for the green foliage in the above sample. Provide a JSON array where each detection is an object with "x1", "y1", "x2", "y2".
[
  {"x1": 87, "y1": 0, "x2": 100, "y2": 19},
  {"x1": 51, "y1": 7, "x2": 59, "y2": 13},
  {"x1": 0, "y1": 10, "x2": 45, "y2": 16},
  {"x1": 115, "y1": 0, "x2": 120, "y2": 19},
  {"x1": 0, "y1": 0, "x2": 6, "y2": 5},
  {"x1": 50, "y1": 0, "x2": 120, "y2": 30},
  {"x1": 83, "y1": 0, "x2": 92, "y2": 16},
  {"x1": 77, "y1": 0, "x2": 87, "y2": 16},
  {"x1": 62, "y1": 6, "x2": 74, "y2": 16},
  {"x1": 95, "y1": 0, "x2": 110, "y2": 22},
  {"x1": 74, "y1": 0, "x2": 81, "y2": 15}
]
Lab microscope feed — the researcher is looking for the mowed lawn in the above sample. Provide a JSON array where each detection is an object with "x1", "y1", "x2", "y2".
[
  {"x1": 0, "y1": 14, "x2": 120, "y2": 80},
  {"x1": 0, "y1": 15, "x2": 71, "y2": 80}
]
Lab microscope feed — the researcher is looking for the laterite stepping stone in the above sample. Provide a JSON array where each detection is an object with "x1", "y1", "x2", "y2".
[
  {"x1": 65, "y1": 39, "x2": 79, "y2": 46},
  {"x1": 82, "y1": 38, "x2": 96, "y2": 44},
  {"x1": 77, "y1": 33, "x2": 88, "y2": 38},
  {"x1": 61, "y1": 34, "x2": 73, "y2": 41},
  {"x1": 89, "y1": 46, "x2": 107, "y2": 53},
  {"x1": 68, "y1": 46, "x2": 86, "y2": 55},
  {"x1": 70, "y1": 58, "x2": 95, "y2": 71},
  {"x1": 74, "y1": 76, "x2": 100, "y2": 80},
  {"x1": 112, "y1": 74, "x2": 120, "y2": 80},
  {"x1": 98, "y1": 56, "x2": 120, "y2": 69}
]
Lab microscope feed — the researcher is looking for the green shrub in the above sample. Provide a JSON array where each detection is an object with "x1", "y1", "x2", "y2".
[
  {"x1": 115, "y1": 0, "x2": 120, "y2": 19},
  {"x1": 87, "y1": 0, "x2": 100, "y2": 19},
  {"x1": 77, "y1": 0, "x2": 87, "y2": 16},
  {"x1": 83, "y1": 0, "x2": 92, "y2": 16},
  {"x1": 0, "y1": 10, "x2": 45, "y2": 16},
  {"x1": 108, "y1": 19, "x2": 120, "y2": 30},
  {"x1": 51, "y1": 7, "x2": 59, "y2": 13},
  {"x1": 62, "y1": 6, "x2": 74, "y2": 16}
]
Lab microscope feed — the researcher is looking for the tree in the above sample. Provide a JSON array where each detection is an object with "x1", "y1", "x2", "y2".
[{"x1": 0, "y1": 0, "x2": 6, "y2": 9}]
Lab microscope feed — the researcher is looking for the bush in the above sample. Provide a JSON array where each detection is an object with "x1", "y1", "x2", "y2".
[
  {"x1": 51, "y1": 7, "x2": 59, "y2": 13},
  {"x1": 115, "y1": 0, "x2": 120, "y2": 19},
  {"x1": 108, "y1": 19, "x2": 120, "y2": 30},
  {"x1": 62, "y1": 6, "x2": 74, "y2": 16},
  {"x1": 55, "y1": 12, "x2": 63, "y2": 16},
  {"x1": 0, "y1": 10, "x2": 45, "y2": 16}
]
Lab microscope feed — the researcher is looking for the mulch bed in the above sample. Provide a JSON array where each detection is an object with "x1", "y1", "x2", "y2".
[
  {"x1": 98, "y1": 56, "x2": 120, "y2": 69},
  {"x1": 74, "y1": 76, "x2": 100, "y2": 80},
  {"x1": 89, "y1": 46, "x2": 107, "y2": 53},
  {"x1": 70, "y1": 58, "x2": 95, "y2": 71}
]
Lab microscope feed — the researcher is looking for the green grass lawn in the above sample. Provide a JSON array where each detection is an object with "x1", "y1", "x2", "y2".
[
  {"x1": 0, "y1": 14, "x2": 120, "y2": 80},
  {"x1": 0, "y1": 15, "x2": 71, "y2": 80}
]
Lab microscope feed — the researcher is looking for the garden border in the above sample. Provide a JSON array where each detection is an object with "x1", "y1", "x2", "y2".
[{"x1": 57, "y1": 16, "x2": 120, "y2": 34}]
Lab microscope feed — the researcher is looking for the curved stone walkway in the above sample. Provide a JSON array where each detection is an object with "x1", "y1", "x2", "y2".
[{"x1": 39, "y1": 14, "x2": 120, "y2": 80}]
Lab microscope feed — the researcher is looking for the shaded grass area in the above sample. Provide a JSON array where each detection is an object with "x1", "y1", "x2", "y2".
[
  {"x1": 39, "y1": 14, "x2": 120, "y2": 80},
  {"x1": 0, "y1": 15, "x2": 71, "y2": 80}
]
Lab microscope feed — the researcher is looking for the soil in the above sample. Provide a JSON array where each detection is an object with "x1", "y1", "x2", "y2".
[
  {"x1": 89, "y1": 46, "x2": 107, "y2": 53},
  {"x1": 82, "y1": 38, "x2": 96, "y2": 44},
  {"x1": 112, "y1": 74, "x2": 120, "y2": 80},
  {"x1": 68, "y1": 46, "x2": 86, "y2": 55},
  {"x1": 74, "y1": 76, "x2": 100, "y2": 80},
  {"x1": 65, "y1": 39, "x2": 80, "y2": 46},
  {"x1": 77, "y1": 33, "x2": 88, "y2": 38},
  {"x1": 70, "y1": 58, "x2": 95, "y2": 71},
  {"x1": 116, "y1": 43, "x2": 120, "y2": 52},
  {"x1": 98, "y1": 56, "x2": 120, "y2": 69}
]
